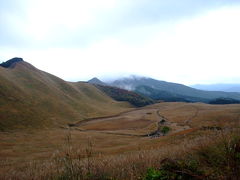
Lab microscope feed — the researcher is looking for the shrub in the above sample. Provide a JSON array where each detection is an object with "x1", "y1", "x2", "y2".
[
  {"x1": 160, "y1": 126, "x2": 170, "y2": 135},
  {"x1": 144, "y1": 158, "x2": 204, "y2": 180},
  {"x1": 143, "y1": 131, "x2": 240, "y2": 180},
  {"x1": 144, "y1": 168, "x2": 162, "y2": 180}
]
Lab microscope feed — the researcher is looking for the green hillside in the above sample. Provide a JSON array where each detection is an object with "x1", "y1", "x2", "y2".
[
  {"x1": 110, "y1": 76, "x2": 240, "y2": 102},
  {"x1": 0, "y1": 58, "x2": 131, "y2": 131},
  {"x1": 94, "y1": 84, "x2": 154, "y2": 107},
  {"x1": 135, "y1": 85, "x2": 209, "y2": 102}
]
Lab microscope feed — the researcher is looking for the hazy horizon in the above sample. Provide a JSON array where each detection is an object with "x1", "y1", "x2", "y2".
[
  {"x1": 1, "y1": 0, "x2": 240, "y2": 85},
  {"x1": 2, "y1": 57, "x2": 240, "y2": 86}
]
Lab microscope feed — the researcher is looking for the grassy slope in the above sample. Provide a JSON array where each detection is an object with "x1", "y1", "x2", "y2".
[{"x1": 0, "y1": 61, "x2": 131, "y2": 131}]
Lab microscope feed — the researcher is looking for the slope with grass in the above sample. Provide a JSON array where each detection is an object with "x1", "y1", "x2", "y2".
[{"x1": 0, "y1": 58, "x2": 131, "y2": 131}]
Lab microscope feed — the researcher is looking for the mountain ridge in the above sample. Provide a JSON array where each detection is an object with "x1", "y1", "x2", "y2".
[
  {"x1": 107, "y1": 76, "x2": 240, "y2": 102},
  {"x1": 88, "y1": 77, "x2": 106, "y2": 85}
]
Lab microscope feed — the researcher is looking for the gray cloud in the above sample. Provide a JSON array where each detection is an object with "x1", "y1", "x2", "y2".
[
  {"x1": 0, "y1": 0, "x2": 32, "y2": 48},
  {"x1": 44, "y1": 0, "x2": 240, "y2": 48},
  {"x1": 1, "y1": 0, "x2": 240, "y2": 49}
]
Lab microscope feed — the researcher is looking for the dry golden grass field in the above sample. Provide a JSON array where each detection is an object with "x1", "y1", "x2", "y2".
[{"x1": 1, "y1": 102, "x2": 240, "y2": 179}]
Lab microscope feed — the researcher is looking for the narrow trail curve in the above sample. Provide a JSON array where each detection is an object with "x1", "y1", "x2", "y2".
[
  {"x1": 70, "y1": 108, "x2": 192, "y2": 138},
  {"x1": 69, "y1": 109, "x2": 138, "y2": 127},
  {"x1": 71, "y1": 108, "x2": 163, "y2": 137},
  {"x1": 184, "y1": 105, "x2": 200, "y2": 126}
]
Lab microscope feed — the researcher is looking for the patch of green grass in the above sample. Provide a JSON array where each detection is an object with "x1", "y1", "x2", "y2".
[
  {"x1": 160, "y1": 126, "x2": 170, "y2": 135},
  {"x1": 144, "y1": 159, "x2": 203, "y2": 180}
]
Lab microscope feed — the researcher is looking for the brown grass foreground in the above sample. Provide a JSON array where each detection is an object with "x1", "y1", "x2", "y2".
[
  {"x1": 1, "y1": 102, "x2": 240, "y2": 179},
  {"x1": 1, "y1": 128, "x2": 240, "y2": 180}
]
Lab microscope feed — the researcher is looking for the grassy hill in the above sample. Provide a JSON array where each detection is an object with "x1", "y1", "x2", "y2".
[{"x1": 0, "y1": 58, "x2": 131, "y2": 131}]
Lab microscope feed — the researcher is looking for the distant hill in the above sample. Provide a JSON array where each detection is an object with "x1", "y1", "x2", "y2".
[
  {"x1": 88, "y1": 77, "x2": 106, "y2": 86},
  {"x1": 209, "y1": 98, "x2": 240, "y2": 104},
  {"x1": 135, "y1": 85, "x2": 208, "y2": 102},
  {"x1": 94, "y1": 84, "x2": 154, "y2": 107},
  {"x1": 191, "y1": 84, "x2": 240, "y2": 93},
  {"x1": 0, "y1": 58, "x2": 131, "y2": 131},
  {"x1": 109, "y1": 76, "x2": 240, "y2": 102}
]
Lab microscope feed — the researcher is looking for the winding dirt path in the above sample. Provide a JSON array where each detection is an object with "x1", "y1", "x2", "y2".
[
  {"x1": 184, "y1": 105, "x2": 200, "y2": 126},
  {"x1": 70, "y1": 108, "x2": 191, "y2": 138}
]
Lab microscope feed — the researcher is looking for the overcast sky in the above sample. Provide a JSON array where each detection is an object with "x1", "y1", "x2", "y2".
[{"x1": 1, "y1": 0, "x2": 240, "y2": 85}]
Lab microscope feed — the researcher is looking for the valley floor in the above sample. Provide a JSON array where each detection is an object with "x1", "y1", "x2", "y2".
[{"x1": 1, "y1": 102, "x2": 240, "y2": 179}]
